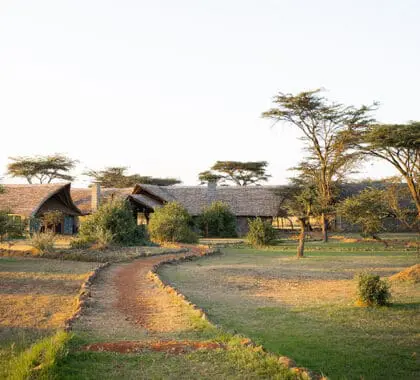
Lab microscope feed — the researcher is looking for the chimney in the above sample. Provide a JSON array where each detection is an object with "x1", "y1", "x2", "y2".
[
  {"x1": 207, "y1": 180, "x2": 217, "y2": 203},
  {"x1": 91, "y1": 182, "x2": 101, "y2": 212}
]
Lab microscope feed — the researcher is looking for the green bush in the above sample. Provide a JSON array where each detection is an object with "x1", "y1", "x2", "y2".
[
  {"x1": 246, "y1": 217, "x2": 275, "y2": 247},
  {"x1": 148, "y1": 202, "x2": 198, "y2": 244},
  {"x1": 69, "y1": 236, "x2": 92, "y2": 249},
  {"x1": 31, "y1": 231, "x2": 56, "y2": 254},
  {"x1": 0, "y1": 212, "x2": 26, "y2": 242},
  {"x1": 93, "y1": 227, "x2": 114, "y2": 249},
  {"x1": 356, "y1": 272, "x2": 391, "y2": 306},
  {"x1": 78, "y1": 199, "x2": 147, "y2": 246},
  {"x1": 197, "y1": 201, "x2": 237, "y2": 238}
]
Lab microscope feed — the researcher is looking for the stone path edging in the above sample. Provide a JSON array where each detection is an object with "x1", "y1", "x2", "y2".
[{"x1": 64, "y1": 262, "x2": 111, "y2": 332}]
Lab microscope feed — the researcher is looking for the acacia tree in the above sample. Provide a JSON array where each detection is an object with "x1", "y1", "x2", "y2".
[
  {"x1": 85, "y1": 166, "x2": 181, "y2": 188},
  {"x1": 7, "y1": 154, "x2": 77, "y2": 184},
  {"x1": 198, "y1": 170, "x2": 224, "y2": 185},
  {"x1": 338, "y1": 188, "x2": 390, "y2": 246},
  {"x1": 262, "y1": 89, "x2": 377, "y2": 242},
  {"x1": 199, "y1": 161, "x2": 270, "y2": 186},
  {"x1": 352, "y1": 122, "x2": 420, "y2": 219}
]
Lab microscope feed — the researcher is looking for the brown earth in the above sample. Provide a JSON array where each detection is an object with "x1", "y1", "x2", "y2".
[
  {"x1": 82, "y1": 340, "x2": 224, "y2": 354},
  {"x1": 114, "y1": 252, "x2": 198, "y2": 333}
]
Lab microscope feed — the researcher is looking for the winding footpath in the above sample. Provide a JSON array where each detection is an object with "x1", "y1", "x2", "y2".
[{"x1": 73, "y1": 248, "x2": 216, "y2": 351}]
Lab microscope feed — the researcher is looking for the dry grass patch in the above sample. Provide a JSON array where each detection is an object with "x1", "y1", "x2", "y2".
[
  {"x1": 390, "y1": 264, "x2": 420, "y2": 283},
  {"x1": 0, "y1": 294, "x2": 78, "y2": 329},
  {"x1": 0, "y1": 257, "x2": 101, "y2": 378}
]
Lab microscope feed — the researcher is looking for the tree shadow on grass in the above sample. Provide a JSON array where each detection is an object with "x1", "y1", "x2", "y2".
[{"x1": 389, "y1": 301, "x2": 420, "y2": 310}]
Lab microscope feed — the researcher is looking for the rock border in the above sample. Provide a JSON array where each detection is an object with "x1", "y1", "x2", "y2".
[
  {"x1": 147, "y1": 244, "x2": 325, "y2": 380},
  {"x1": 64, "y1": 262, "x2": 111, "y2": 332}
]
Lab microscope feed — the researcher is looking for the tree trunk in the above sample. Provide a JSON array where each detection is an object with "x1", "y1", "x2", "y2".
[
  {"x1": 297, "y1": 219, "x2": 306, "y2": 258},
  {"x1": 405, "y1": 177, "x2": 420, "y2": 219},
  {"x1": 372, "y1": 234, "x2": 389, "y2": 248},
  {"x1": 321, "y1": 213, "x2": 329, "y2": 243}
]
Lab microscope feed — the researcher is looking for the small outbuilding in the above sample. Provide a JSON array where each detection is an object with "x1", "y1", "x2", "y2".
[{"x1": 0, "y1": 183, "x2": 82, "y2": 234}]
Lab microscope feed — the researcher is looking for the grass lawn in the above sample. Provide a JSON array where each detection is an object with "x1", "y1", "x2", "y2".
[
  {"x1": 55, "y1": 334, "x2": 296, "y2": 380},
  {"x1": 159, "y1": 239, "x2": 420, "y2": 380},
  {"x1": 0, "y1": 257, "x2": 100, "y2": 378}
]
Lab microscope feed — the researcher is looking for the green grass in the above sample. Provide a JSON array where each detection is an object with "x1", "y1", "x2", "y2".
[
  {"x1": 7, "y1": 330, "x2": 70, "y2": 380},
  {"x1": 159, "y1": 241, "x2": 420, "y2": 380},
  {"x1": 55, "y1": 335, "x2": 296, "y2": 380}
]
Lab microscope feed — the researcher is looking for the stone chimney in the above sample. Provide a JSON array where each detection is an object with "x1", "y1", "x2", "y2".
[
  {"x1": 207, "y1": 180, "x2": 217, "y2": 203},
  {"x1": 91, "y1": 182, "x2": 101, "y2": 212}
]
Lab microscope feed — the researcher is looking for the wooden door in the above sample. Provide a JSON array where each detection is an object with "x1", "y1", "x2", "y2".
[{"x1": 63, "y1": 216, "x2": 74, "y2": 235}]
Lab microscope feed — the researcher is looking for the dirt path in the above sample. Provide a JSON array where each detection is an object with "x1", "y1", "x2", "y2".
[{"x1": 73, "y1": 250, "x2": 200, "y2": 342}]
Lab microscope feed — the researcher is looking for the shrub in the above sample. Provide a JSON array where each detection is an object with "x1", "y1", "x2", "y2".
[
  {"x1": 148, "y1": 202, "x2": 198, "y2": 244},
  {"x1": 78, "y1": 199, "x2": 147, "y2": 246},
  {"x1": 0, "y1": 212, "x2": 26, "y2": 242},
  {"x1": 197, "y1": 201, "x2": 237, "y2": 238},
  {"x1": 356, "y1": 272, "x2": 391, "y2": 306},
  {"x1": 70, "y1": 236, "x2": 92, "y2": 249},
  {"x1": 41, "y1": 210, "x2": 63, "y2": 232},
  {"x1": 93, "y1": 227, "x2": 114, "y2": 250},
  {"x1": 31, "y1": 231, "x2": 56, "y2": 254},
  {"x1": 246, "y1": 217, "x2": 275, "y2": 247}
]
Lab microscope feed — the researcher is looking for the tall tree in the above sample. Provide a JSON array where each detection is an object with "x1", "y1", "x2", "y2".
[
  {"x1": 85, "y1": 166, "x2": 181, "y2": 188},
  {"x1": 7, "y1": 154, "x2": 77, "y2": 184},
  {"x1": 352, "y1": 122, "x2": 420, "y2": 218},
  {"x1": 262, "y1": 89, "x2": 377, "y2": 242},
  {"x1": 199, "y1": 161, "x2": 270, "y2": 186}
]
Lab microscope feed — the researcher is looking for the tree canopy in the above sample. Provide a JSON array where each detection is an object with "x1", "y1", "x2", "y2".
[
  {"x1": 85, "y1": 166, "x2": 181, "y2": 188},
  {"x1": 338, "y1": 188, "x2": 390, "y2": 244},
  {"x1": 198, "y1": 170, "x2": 224, "y2": 185},
  {"x1": 262, "y1": 89, "x2": 377, "y2": 242},
  {"x1": 199, "y1": 161, "x2": 270, "y2": 186},
  {"x1": 7, "y1": 154, "x2": 77, "y2": 184},
  {"x1": 351, "y1": 122, "x2": 420, "y2": 218}
]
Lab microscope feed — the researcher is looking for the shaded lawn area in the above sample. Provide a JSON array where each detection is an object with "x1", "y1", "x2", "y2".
[
  {"x1": 159, "y1": 244, "x2": 420, "y2": 380},
  {"x1": 0, "y1": 257, "x2": 100, "y2": 378}
]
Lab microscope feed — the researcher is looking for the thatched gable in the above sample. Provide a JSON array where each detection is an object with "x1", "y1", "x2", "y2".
[
  {"x1": 0, "y1": 183, "x2": 81, "y2": 217},
  {"x1": 129, "y1": 194, "x2": 164, "y2": 210}
]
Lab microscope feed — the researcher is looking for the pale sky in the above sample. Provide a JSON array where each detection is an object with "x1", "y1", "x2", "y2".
[{"x1": 0, "y1": 0, "x2": 419, "y2": 187}]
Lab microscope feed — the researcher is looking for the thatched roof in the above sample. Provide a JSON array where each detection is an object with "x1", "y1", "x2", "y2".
[
  {"x1": 129, "y1": 194, "x2": 164, "y2": 210},
  {"x1": 71, "y1": 187, "x2": 133, "y2": 215},
  {"x1": 0, "y1": 183, "x2": 81, "y2": 217},
  {"x1": 133, "y1": 184, "x2": 284, "y2": 217}
]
